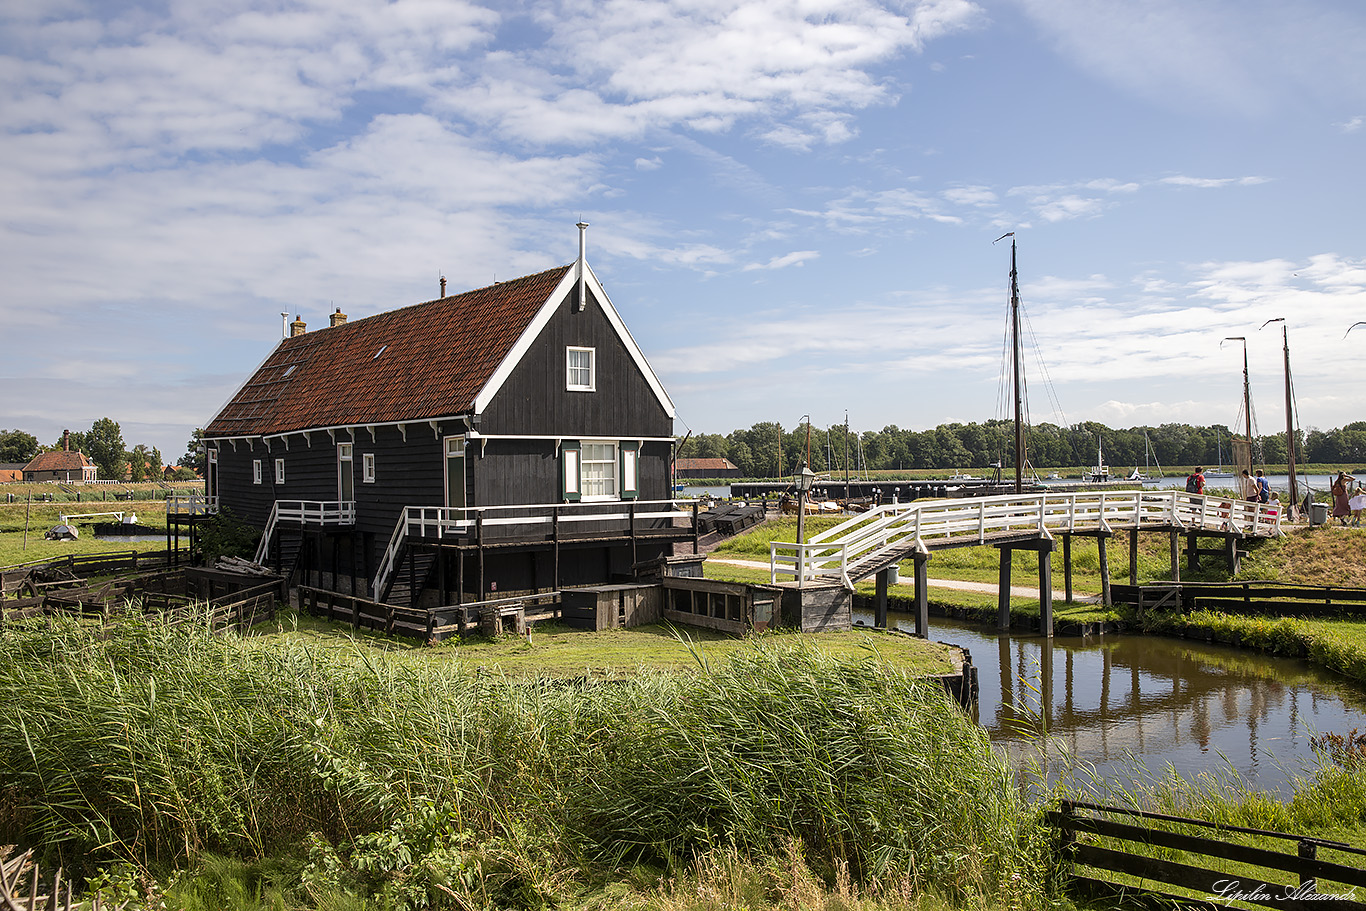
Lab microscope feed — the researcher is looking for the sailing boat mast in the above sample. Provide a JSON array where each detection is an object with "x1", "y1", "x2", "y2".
[
  {"x1": 995, "y1": 232, "x2": 1025, "y2": 493},
  {"x1": 1262, "y1": 318, "x2": 1299, "y2": 518},
  {"x1": 1223, "y1": 336, "x2": 1254, "y2": 478}
]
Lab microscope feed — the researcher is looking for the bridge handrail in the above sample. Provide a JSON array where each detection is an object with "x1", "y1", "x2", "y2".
[{"x1": 770, "y1": 490, "x2": 1280, "y2": 586}]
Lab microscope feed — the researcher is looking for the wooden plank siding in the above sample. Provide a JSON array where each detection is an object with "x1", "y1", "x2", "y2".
[{"x1": 479, "y1": 288, "x2": 672, "y2": 441}]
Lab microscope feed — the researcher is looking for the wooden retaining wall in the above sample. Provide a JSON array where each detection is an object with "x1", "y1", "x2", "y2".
[
  {"x1": 1050, "y1": 800, "x2": 1366, "y2": 909},
  {"x1": 1112, "y1": 582, "x2": 1366, "y2": 618}
]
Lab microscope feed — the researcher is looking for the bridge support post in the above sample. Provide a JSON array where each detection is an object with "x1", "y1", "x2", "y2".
[
  {"x1": 874, "y1": 568, "x2": 889, "y2": 629},
  {"x1": 1186, "y1": 532, "x2": 1200, "y2": 572},
  {"x1": 1038, "y1": 546, "x2": 1053, "y2": 638},
  {"x1": 1225, "y1": 536, "x2": 1241, "y2": 575},
  {"x1": 1098, "y1": 534, "x2": 1112, "y2": 608},
  {"x1": 913, "y1": 554, "x2": 929, "y2": 638},
  {"x1": 1062, "y1": 534, "x2": 1073, "y2": 603},
  {"x1": 1169, "y1": 532, "x2": 1180, "y2": 583},
  {"x1": 1129, "y1": 528, "x2": 1139, "y2": 586},
  {"x1": 997, "y1": 547, "x2": 1012, "y2": 630}
]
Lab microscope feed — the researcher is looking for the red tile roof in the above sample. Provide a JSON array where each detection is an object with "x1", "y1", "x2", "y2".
[
  {"x1": 23, "y1": 451, "x2": 95, "y2": 473},
  {"x1": 206, "y1": 266, "x2": 571, "y2": 438},
  {"x1": 675, "y1": 458, "x2": 739, "y2": 471}
]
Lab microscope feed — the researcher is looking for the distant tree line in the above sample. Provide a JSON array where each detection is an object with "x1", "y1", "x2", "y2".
[
  {"x1": 0, "y1": 419, "x2": 201, "y2": 482},
  {"x1": 682, "y1": 420, "x2": 1366, "y2": 478}
]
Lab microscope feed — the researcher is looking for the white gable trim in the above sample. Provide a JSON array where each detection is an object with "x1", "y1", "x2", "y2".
[{"x1": 472, "y1": 263, "x2": 676, "y2": 418}]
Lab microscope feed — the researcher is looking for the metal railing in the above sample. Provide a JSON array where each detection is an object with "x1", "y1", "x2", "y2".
[
  {"x1": 372, "y1": 499, "x2": 689, "y2": 601},
  {"x1": 770, "y1": 490, "x2": 1282, "y2": 588}
]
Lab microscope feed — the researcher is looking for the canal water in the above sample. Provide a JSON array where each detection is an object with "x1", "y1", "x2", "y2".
[{"x1": 854, "y1": 609, "x2": 1366, "y2": 797}]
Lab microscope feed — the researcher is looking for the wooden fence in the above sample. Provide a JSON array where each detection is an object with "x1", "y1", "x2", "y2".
[
  {"x1": 1112, "y1": 582, "x2": 1366, "y2": 618},
  {"x1": 1049, "y1": 800, "x2": 1366, "y2": 909},
  {"x1": 1, "y1": 550, "x2": 175, "y2": 599},
  {"x1": 0, "y1": 568, "x2": 283, "y2": 634},
  {"x1": 298, "y1": 586, "x2": 561, "y2": 642}
]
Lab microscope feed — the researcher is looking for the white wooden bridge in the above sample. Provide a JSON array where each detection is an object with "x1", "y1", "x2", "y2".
[{"x1": 769, "y1": 490, "x2": 1283, "y2": 637}]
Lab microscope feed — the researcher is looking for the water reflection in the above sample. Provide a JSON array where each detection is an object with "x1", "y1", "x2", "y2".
[{"x1": 855, "y1": 607, "x2": 1366, "y2": 795}]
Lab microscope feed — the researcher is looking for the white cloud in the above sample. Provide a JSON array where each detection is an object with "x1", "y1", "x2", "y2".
[
  {"x1": 634, "y1": 156, "x2": 663, "y2": 170},
  {"x1": 1337, "y1": 115, "x2": 1364, "y2": 133},
  {"x1": 1012, "y1": 0, "x2": 1366, "y2": 118},
  {"x1": 742, "y1": 250, "x2": 819, "y2": 271},
  {"x1": 1160, "y1": 175, "x2": 1271, "y2": 189}
]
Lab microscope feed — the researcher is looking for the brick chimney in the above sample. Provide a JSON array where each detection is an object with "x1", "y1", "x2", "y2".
[
  {"x1": 290, "y1": 315, "x2": 307, "y2": 337},
  {"x1": 63, "y1": 429, "x2": 70, "y2": 452},
  {"x1": 329, "y1": 307, "x2": 348, "y2": 328}
]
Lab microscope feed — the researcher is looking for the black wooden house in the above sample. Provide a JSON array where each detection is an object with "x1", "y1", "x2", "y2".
[{"x1": 202, "y1": 227, "x2": 692, "y2": 605}]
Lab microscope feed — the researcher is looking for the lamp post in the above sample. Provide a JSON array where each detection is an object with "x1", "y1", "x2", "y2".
[{"x1": 795, "y1": 462, "x2": 816, "y2": 588}]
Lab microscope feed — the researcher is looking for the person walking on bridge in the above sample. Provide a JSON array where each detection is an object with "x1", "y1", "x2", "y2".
[
  {"x1": 1186, "y1": 467, "x2": 1206, "y2": 495},
  {"x1": 1241, "y1": 469, "x2": 1259, "y2": 502}
]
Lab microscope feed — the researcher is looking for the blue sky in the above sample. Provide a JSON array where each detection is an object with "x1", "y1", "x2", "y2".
[{"x1": 2, "y1": 0, "x2": 1364, "y2": 461}]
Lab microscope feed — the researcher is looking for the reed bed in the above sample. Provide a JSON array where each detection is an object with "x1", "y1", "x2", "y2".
[{"x1": 0, "y1": 609, "x2": 1048, "y2": 909}]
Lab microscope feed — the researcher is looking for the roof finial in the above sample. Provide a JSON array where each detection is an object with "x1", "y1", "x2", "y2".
[{"x1": 575, "y1": 221, "x2": 589, "y2": 313}]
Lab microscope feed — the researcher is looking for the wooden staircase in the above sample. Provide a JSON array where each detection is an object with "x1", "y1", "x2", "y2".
[{"x1": 381, "y1": 547, "x2": 436, "y2": 608}]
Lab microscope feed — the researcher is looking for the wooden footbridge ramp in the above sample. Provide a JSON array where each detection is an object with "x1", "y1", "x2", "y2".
[{"x1": 769, "y1": 490, "x2": 1283, "y2": 637}]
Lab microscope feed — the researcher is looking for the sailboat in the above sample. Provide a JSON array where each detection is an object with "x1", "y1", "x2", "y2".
[
  {"x1": 1090, "y1": 435, "x2": 1110, "y2": 482},
  {"x1": 1206, "y1": 428, "x2": 1234, "y2": 479}
]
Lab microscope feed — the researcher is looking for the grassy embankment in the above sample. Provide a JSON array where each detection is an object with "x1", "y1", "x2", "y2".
[
  {"x1": 708, "y1": 516, "x2": 1366, "y2": 685},
  {"x1": 0, "y1": 482, "x2": 200, "y2": 567}
]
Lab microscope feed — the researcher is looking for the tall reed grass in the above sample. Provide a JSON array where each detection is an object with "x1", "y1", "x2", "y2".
[{"x1": 0, "y1": 610, "x2": 1048, "y2": 909}]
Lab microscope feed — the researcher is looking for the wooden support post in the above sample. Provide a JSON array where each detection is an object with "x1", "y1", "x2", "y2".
[
  {"x1": 552, "y1": 507, "x2": 560, "y2": 592},
  {"x1": 1187, "y1": 531, "x2": 1200, "y2": 572},
  {"x1": 629, "y1": 502, "x2": 637, "y2": 569},
  {"x1": 1225, "y1": 536, "x2": 1240, "y2": 575},
  {"x1": 1038, "y1": 546, "x2": 1053, "y2": 638},
  {"x1": 476, "y1": 511, "x2": 485, "y2": 602},
  {"x1": 1062, "y1": 534, "x2": 1073, "y2": 603},
  {"x1": 692, "y1": 502, "x2": 700, "y2": 555},
  {"x1": 1169, "y1": 532, "x2": 1180, "y2": 583},
  {"x1": 1129, "y1": 527, "x2": 1139, "y2": 586},
  {"x1": 874, "y1": 568, "x2": 888, "y2": 629},
  {"x1": 437, "y1": 544, "x2": 446, "y2": 604},
  {"x1": 1098, "y1": 535, "x2": 1112, "y2": 608},
  {"x1": 913, "y1": 554, "x2": 929, "y2": 638},
  {"x1": 997, "y1": 546, "x2": 1012, "y2": 630}
]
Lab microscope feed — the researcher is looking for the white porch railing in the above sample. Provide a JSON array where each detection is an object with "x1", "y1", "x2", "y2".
[
  {"x1": 372, "y1": 499, "x2": 690, "y2": 601},
  {"x1": 167, "y1": 494, "x2": 218, "y2": 516},
  {"x1": 770, "y1": 490, "x2": 1282, "y2": 588},
  {"x1": 252, "y1": 499, "x2": 356, "y2": 566}
]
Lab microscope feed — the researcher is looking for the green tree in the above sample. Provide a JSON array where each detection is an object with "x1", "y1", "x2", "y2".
[
  {"x1": 178, "y1": 429, "x2": 204, "y2": 469},
  {"x1": 128, "y1": 443, "x2": 162, "y2": 482},
  {"x1": 0, "y1": 429, "x2": 39, "y2": 463},
  {"x1": 84, "y1": 418, "x2": 127, "y2": 482}
]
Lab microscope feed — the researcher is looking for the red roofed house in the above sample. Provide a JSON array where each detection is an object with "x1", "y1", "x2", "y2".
[
  {"x1": 202, "y1": 226, "x2": 690, "y2": 605},
  {"x1": 674, "y1": 457, "x2": 742, "y2": 480},
  {"x1": 23, "y1": 432, "x2": 97, "y2": 483}
]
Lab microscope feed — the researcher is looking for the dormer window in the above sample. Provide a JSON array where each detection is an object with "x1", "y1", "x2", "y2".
[{"x1": 567, "y1": 347, "x2": 595, "y2": 391}]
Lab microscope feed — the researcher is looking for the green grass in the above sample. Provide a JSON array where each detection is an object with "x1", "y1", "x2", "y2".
[
  {"x1": 0, "y1": 610, "x2": 1047, "y2": 910},
  {"x1": 258, "y1": 613, "x2": 962, "y2": 679}
]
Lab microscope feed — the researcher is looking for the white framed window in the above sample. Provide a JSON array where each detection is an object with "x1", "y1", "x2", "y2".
[
  {"x1": 620, "y1": 442, "x2": 639, "y2": 500},
  {"x1": 581, "y1": 441, "x2": 617, "y2": 500},
  {"x1": 252, "y1": 460, "x2": 262, "y2": 484},
  {"x1": 363, "y1": 452, "x2": 376, "y2": 483},
  {"x1": 338, "y1": 443, "x2": 354, "y2": 500},
  {"x1": 444, "y1": 436, "x2": 466, "y2": 508},
  {"x1": 567, "y1": 346, "x2": 595, "y2": 391},
  {"x1": 274, "y1": 458, "x2": 285, "y2": 484}
]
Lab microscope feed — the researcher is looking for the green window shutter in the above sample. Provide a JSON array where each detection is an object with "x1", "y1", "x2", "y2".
[
  {"x1": 562, "y1": 441, "x2": 582, "y2": 502},
  {"x1": 620, "y1": 441, "x2": 640, "y2": 500}
]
